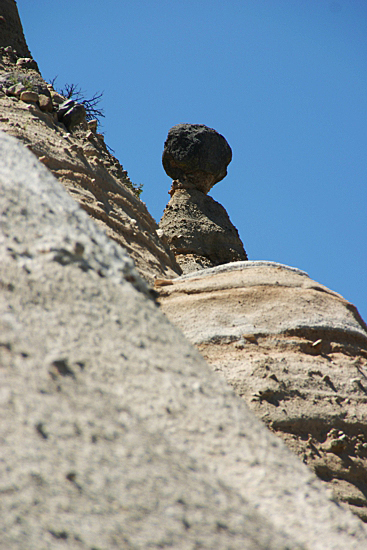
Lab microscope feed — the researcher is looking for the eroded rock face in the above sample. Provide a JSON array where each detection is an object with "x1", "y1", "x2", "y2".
[
  {"x1": 160, "y1": 124, "x2": 247, "y2": 273},
  {"x1": 159, "y1": 188, "x2": 248, "y2": 273},
  {"x1": 157, "y1": 261, "x2": 367, "y2": 522},
  {"x1": 2, "y1": 132, "x2": 367, "y2": 549},
  {"x1": 0, "y1": 0, "x2": 32, "y2": 58},
  {"x1": 0, "y1": 60, "x2": 181, "y2": 284}
]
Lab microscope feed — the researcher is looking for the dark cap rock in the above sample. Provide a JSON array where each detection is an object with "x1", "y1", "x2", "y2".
[{"x1": 162, "y1": 123, "x2": 232, "y2": 194}]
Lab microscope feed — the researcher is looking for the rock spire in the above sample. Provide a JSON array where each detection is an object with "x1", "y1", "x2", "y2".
[{"x1": 159, "y1": 123, "x2": 248, "y2": 274}]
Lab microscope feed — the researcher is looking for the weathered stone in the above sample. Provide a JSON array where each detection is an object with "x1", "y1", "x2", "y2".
[
  {"x1": 1, "y1": 130, "x2": 367, "y2": 549},
  {"x1": 82, "y1": 143, "x2": 98, "y2": 157},
  {"x1": 162, "y1": 123, "x2": 232, "y2": 194},
  {"x1": 49, "y1": 90, "x2": 66, "y2": 105},
  {"x1": 5, "y1": 83, "x2": 22, "y2": 96},
  {"x1": 16, "y1": 57, "x2": 38, "y2": 70},
  {"x1": 0, "y1": 1, "x2": 31, "y2": 57},
  {"x1": 38, "y1": 93, "x2": 53, "y2": 112},
  {"x1": 159, "y1": 187, "x2": 247, "y2": 273},
  {"x1": 56, "y1": 98, "x2": 75, "y2": 119},
  {"x1": 0, "y1": 71, "x2": 50, "y2": 97},
  {"x1": 158, "y1": 261, "x2": 367, "y2": 522},
  {"x1": 57, "y1": 99, "x2": 86, "y2": 131},
  {"x1": 20, "y1": 90, "x2": 39, "y2": 103},
  {"x1": 88, "y1": 118, "x2": 98, "y2": 133}
]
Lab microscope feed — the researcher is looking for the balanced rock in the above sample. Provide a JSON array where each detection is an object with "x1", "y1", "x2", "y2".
[
  {"x1": 162, "y1": 123, "x2": 232, "y2": 194},
  {"x1": 160, "y1": 123, "x2": 247, "y2": 274}
]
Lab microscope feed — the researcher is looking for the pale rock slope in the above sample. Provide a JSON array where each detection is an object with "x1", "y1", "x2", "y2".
[
  {"x1": 158, "y1": 261, "x2": 367, "y2": 522},
  {"x1": 1, "y1": 127, "x2": 367, "y2": 549},
  {"x1": 0, "y1": 47, "x2": 180, "y2": 284},
  {"x1": 1, "y1": 3, "x2": 367, "y2": 547}
]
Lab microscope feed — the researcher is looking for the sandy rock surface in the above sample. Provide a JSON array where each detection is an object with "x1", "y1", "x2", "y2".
[
  {"x1": 158, "y1": 262, "x2": 367, "y2": 522},
  {"x1": 0, "y1": 58, "x2": 180, "y2": 284},
  {"x1": 159, "y1": 188, "x2": 247, "y2": 273},
  {"x1": 2, "y1": 131, "x2": 367, "y2": 548}
]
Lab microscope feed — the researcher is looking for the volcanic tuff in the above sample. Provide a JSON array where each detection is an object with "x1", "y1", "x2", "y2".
[
  {"x1": 159, "y1": 123, "x2": 248, "y2": 273},
  {"x1": 1, "y1": 2, "x2": 367, "y2": 548},
  {"x1": 0, "y1": 45, "x2": 180, "y2": 285},
  {"x1": 157, "y1": 262, "x2": 367, "y2": 522}
]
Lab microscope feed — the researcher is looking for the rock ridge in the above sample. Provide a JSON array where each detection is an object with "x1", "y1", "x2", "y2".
[
  {"x1": 0, "y1": 49, "x2": 181, "y2": 285},
  {"x1": 158, "y1": 263, "x2": 367, "y2": 522}
]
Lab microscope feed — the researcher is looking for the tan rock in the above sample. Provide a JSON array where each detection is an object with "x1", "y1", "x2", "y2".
[
  {"x1": 0, "y1": 84, "x2": 180, "y2": 284},
  {"x1": 158, "y1": 261, "x2": 367, "y2": 522},
  {"x1": 159, "y1": 188, "x2": 247, "y2": 273},
  {"x1": 49, "y1": 90, "x2": 66, "y2": 105},
  {"x1": 38, "y1": 94, "x2": 53, "y2": 112},
  {"x1": 88, "y1": 118, "x2": 97, "y2": 133},
  {"x1": 16, "y1": 57, "x2": 39, "y2": 70},
  {"x1": 82, "y1": 143, "x2": 98, "y2": 157},
  {"x1": 20, "y1": 90, "x2": 39, "y2": 103}
]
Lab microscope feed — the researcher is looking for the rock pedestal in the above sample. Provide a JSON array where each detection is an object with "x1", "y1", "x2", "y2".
[
  {"x1": 159, "y1": 123, "x2": 247, "y2": 273},
  {"x1": 159, "y1": 187, "x2": 247, "y2": 273}
]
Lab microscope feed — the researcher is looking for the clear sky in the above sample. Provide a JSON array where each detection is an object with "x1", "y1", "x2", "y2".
[{"x1": 17, "y1": 0, "x2": 367, "y2": 321}]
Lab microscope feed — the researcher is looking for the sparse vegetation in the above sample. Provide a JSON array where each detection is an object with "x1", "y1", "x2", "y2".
[
  {"x1": 50, "y1": 77, "x2": 105, "y2": 124},
  {"x1": 49, "y1": 77, "x2": 143, "y2": 198}
]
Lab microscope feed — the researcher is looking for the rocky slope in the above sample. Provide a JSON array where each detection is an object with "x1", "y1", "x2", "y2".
[
  {"x1": 0, "y1": 47, "x2": 180, "y2": 285},
  {"x1": 2, "y1": 129, "x2": 367, "y2": 550},
  {"x1": 157, "y1": 262, "x2": 367, "y2": 522},
  {"x1": 1, "y1": 2, "x2": 367, "y2": 547}
]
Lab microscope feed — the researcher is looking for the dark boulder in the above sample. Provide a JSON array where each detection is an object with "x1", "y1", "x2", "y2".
[{"x1": 162, "y1": 123, "x2": 232, "y2": 194}]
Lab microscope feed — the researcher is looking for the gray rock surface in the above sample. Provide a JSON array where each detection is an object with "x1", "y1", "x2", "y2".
[
  {"x1": 1, "y1": 132, "x2": 367, "y2": 548},
  {"x1": 159, "y1": 187, "x2": 248, "y2": 273},
  {"x1": 162, "y1": 123, "x2": 232, "y2": 194}
]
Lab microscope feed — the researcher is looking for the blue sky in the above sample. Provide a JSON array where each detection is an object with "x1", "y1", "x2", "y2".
[{"x1": 18, "y1": 0, "x2": 367, "y2": 321}]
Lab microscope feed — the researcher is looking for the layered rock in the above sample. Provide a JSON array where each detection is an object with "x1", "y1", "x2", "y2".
[
  {"x1": 2, "y1": 130, "x2": 367, "y2": 549},
  {"x1": 157, "y1": 261, "x2": 367, "y2": 522},
  {"x1": 159, "y1": 124, "x2": 247, "y2": 273},
  {"x1": 0, "y1": 51, "x2": 180, "y2": 285}
]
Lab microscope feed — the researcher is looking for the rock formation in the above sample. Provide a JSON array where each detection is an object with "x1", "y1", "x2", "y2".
[
  {"x1": 0, "y1": 0, "x2": 31, "y2": 57},
  {"x1": 2, "y1": 130, "x2": 367, "y2": 550},
  {"x1": 0, "y1": 45, "x2": 180, "y2": 285},
  {"x1": 1, "y1": 2, "x2": 367, "y2": 547},
  {"x1": 159, "y1": 124, "x2": 248, "y2": 273},
  {"x1": 162, "y1": 123, "x2": 232, "y2": 193},
  {"x1": 158, "y1": 261, "x2": 367, "y2": 522}
]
